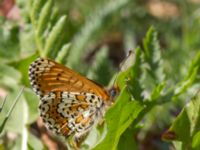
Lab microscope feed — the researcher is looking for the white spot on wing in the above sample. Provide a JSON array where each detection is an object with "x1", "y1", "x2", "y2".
[{"x1": 83, "y1": 110, "x2": 90, "y2": 118}]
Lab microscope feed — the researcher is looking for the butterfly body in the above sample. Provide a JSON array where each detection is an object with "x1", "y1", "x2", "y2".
[{"x1": 29, "y1": 58, "x2": 112, "y2": 139}]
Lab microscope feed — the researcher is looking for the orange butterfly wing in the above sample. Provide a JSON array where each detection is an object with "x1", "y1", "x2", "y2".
[
  {"x1": 29, "y1": 58, "x2": 114, "y2": 139},
  {"x1": 29, "y1": 58, "x2": 110, "y2": 101}
]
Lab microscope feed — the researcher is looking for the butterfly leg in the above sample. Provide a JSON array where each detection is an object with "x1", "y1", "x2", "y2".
[{"x1": 67, "y1": 133, "x2": 87, "y2": 150}]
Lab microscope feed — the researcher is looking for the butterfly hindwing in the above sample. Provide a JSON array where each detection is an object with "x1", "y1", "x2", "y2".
[{"x1": 39, "y1": 91, "x2": 104, "y2": 137}]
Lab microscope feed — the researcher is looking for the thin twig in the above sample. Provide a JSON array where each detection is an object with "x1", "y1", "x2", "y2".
[
  {"x1": 6, "y1": 87, "x2": 24, "y2": 118},
  {"x1": 0, "y1": 95, "x2": 8, "y2": 113}
]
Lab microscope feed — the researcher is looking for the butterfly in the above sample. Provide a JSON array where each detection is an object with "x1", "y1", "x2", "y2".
[{"x1": 28, "y1": 58, "x2": 117, "y2": 141}]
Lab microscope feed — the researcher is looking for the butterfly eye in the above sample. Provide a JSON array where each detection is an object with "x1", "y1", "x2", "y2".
[{"x1": 109, "y1": 86, "x2": 119, "y2": 99}]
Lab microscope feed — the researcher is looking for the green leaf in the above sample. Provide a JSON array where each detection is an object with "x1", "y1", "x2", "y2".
[
  {"x1": 87, "y1": 46, "x2": 115, "y2": 85},
  {"x1": 192, "y1": 131, "x2": 200, "y2": 149},
  {"x1": 142, "y1": 26, "x2": 165, "y2": 87},
  {"x1": 43, "y1": 15, "x2": 67, "y2": 58},
  {"x1": 121, "y1": 47, "x2": 143, "y2": 100},
  {"x1": 150, "y1": 82, "x2": 166, "y2": 101},
  {"x1": 28, "y1": 132, "x2": 44, "y2": 150},
  {"x1": 81, "y1": 123, "x2": 108, "y2": 150},
  {"x1": 36, "y1": 0, "x2": 54, "y2": 50},
  {"x1": 23, "y1": 88, "x2": 39, "y2": 124},
  {"x1": 49, "y1": 7, "x2": 59, "y2": 28},
  {"x1": 30, "y1": 0, "x2": 47, "y2": 26},
  {"x1": 0, "y1": 25, "x2": 20, "y2": 62},
  {"x1": 0, "y1": 87, "x2": 24, "y2": 134},
  {"x1": 0, "y1": 64, "x2": 21, "y2": 88},
  {"x1": 67, "y1": 0, "x2": 130, "y2": 68},
  {"x1": 162, "y1": 91, "x2": 200, "y2": 150},
  {"x1": 55, "y1": 43, "x2": 71, "y2": 63},
  {"x1": 19, "y1": 24, "x2": 36, "y2": 54},
  {"x1": 118, "y1": 127, "x2": 138, "y2": 150},
  {"x1": 10, "y1": 54, "x2": 38, "y2": 86},
  {"x1": 93, "y1": 87, "x2": 144, "y2": 150},
  {"x1": 173, "y1": 51, "x2": 200, "y2": 98},
  {"x1": 0, "y1": 87, "x2": 26, "y2": 134},
  {"x1": 187, "y1": 52, "x2": 200, "y2": 77},
  {"x1": 143, "y1": 27, "x2": 160, "y2": 63},
  {"x1": 174, "y1": 67, "x2": 198, "y2": 97}
]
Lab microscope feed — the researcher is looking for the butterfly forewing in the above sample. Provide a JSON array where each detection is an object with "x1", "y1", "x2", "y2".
[
  {"x1": 29, "y1": 58, "x2": 111, "y2": 138},
  {"x1": 29, "y1": 58, "x2": 109, "y2": 100}
]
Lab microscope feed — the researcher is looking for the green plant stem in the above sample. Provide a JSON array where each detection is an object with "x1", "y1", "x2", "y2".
[
  {"x1": 0, "y1": 87, "x2": 24, "y2": 134},
  {"x1": 0, "y1": 96, "x2": 7, "y2": 113}
]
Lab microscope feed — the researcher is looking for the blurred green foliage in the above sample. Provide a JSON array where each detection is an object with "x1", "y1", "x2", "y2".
[{"x1": 0, "y1": 0, "x2": 200, "y2": 149}]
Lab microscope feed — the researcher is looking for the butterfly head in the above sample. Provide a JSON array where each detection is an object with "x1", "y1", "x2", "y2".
[{"x1": 108, "y1": 85, "x2": 120, "y2": 101}]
